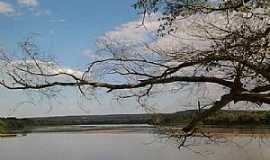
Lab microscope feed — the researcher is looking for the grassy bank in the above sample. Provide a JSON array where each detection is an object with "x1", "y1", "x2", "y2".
[
  {"x1": 156, "y1": 110, "x2": 270, "y2": 126},
  {"x1": 0, "y1": 120, "x2": 9, "y2": 134},
  {"x1": 203, "y1": 110, "x2": 270, "y2": 126},
  {"x1": 2, "y1": 110, "x2": 270, "y2": 133}
]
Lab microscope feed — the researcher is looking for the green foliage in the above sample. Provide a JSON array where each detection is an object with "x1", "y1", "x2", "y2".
[
  {"x1": 0, "y1": 120, "x2": 9, "y2": 134},
  {"x1": 203, "y1": 111, "x2": 270, "y2": 126},
  {"x1": 0, "y1": 118, "x2": 36, "y2": 133},
  {"x1": 157, "y1": 110, "x2": 270, "y2": 126}
]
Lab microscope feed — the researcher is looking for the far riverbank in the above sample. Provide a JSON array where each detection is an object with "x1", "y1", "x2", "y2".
[{"x1": 2, "y1": 110, "x2": 270, "y2": 135}]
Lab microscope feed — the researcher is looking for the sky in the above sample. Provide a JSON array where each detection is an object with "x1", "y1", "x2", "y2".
[
  {"x1": 0, "y1": 0, "x2": 138, "y2": 67},
  {"x1": 0, "y1": 0, "x2": 256, "y2": 117},
  {"x1": 0, "y1": 0, "x2": 193, "y2": 117}
]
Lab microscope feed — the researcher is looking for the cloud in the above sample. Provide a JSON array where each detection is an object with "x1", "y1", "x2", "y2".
[
  {"x1": 96, "y1": 13, "x2": 214, "y2": 58},
  {"x1": 0, "y1": 0, "x2": 42, "y2": 16},
  {"x1": 17, "y1": 0, "x2": 38, "y2": 7},
  {"x1": 99, "y1": 12, "x2": 231, "y2": 63},
  {"x1": 97, "y1": 12, "x2": 231, "y2": 54},
  {"x1": 16, "y1": 0, "x2": 50, "y2": 17},
  {"x1": 97, "y1": 14, "x2": 160, "y2": 47},
  {"x1": 82, "y1": 49, "x2": 93, "y2": 58},
  {"x1": 0, "y1": 1, "x2": 14, "y2": 14},
  {"x1": 96, "y1": 14, "x2": 161, "y2": 59},
  {"x1": 33, "y1": 9, "x2": 52, "y2": 17},
  {"x1": 94, "y1": 13, "x2": 233, "y2": 103},
  {"x1": 0, "y1": 59, "x2": 84, "y2": 80},
  {"x1": 53, "y1": 68, "x2": 83, "y2": 77}
]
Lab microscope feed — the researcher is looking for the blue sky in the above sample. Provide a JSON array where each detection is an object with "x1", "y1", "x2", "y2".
[
  {"x1": 0, "y1": 0, "x2": 146, "y2": 117},
  {"x1": 0, "y1": 0, "x2": 257, "y2": 117},
  {"x1": 0, "y1": 0, "x2": 137, "y2": 67},
  {"x1": 0, "y1": 0, "x2": 194, "y2": 117}
]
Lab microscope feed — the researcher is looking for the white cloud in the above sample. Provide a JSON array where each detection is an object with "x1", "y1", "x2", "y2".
[
  {"x1": 82, "y1": 49, "x2": 93, "y2": 57},
  {"x1": 0, "y1": 1, "x2": 14, "y2": 14},
  {"x1": 53, "y1": 68, "x2": 83, "y2": 77},
  {"x1": 97, "y1": 14, "x2": 160, "y2": 46},
  {"x1": 0, "y1": 59, "x2": 84, "y2": 80},
  {"x1": 96, "y1": 14, "x2": 161, "y2": 59},
  {"x1": 97, "y1": 12, "x2": 233, "y2": 56},
  {"x1": 96, "y1": 13, "x2": 216, "y2": 59},
  {"x1": 17, "y1": 0, "x2": 38, "y2": 7}
]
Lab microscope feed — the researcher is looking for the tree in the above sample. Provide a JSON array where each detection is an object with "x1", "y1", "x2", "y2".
[{"x1": 0, "y1": 0, "x2": 269, "y2": 134}]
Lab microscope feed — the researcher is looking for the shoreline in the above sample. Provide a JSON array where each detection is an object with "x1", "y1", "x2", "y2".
[{"x1": 8, "y1": 124, "x2": 270, "y2": 137}]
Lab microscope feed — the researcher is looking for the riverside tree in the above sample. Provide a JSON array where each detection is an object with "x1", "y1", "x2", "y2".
[{"x1": 0, "y1": 0, "x2": 270, "y2": 134}]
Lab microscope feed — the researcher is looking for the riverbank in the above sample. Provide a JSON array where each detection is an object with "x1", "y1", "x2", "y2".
[
  {"x1": 9, "y1": 124, "x2": 270, "y2": 137},
  {"x1": 2, "y1": 110, "x2": 270, "y2": 134},
  {"x1": 0, "y1": 120, "x2": 17, "y2": 137},
  {"x1": 0, "y1": 120, "x2": 9, "y2": 134},
  {"x1": 156, "y1": 110, "x2": 270, "y2": 126}
]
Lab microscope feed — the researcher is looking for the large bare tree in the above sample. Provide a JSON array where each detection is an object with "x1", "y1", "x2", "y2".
[{"x1": 0, "y1": 0, "x2": 269, "y2": 134}]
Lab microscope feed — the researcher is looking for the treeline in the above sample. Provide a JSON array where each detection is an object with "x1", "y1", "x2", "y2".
[
  {"x1": 0, "y1": 114, "x2": 154, "y2": 132},
  {"x1": 156, "y1": 110, "x2": 270, "y2": 126},
  {"x1": 2, "y1": 110, "x2": 270, "y2": 133},
  {"x1": 0, "y1": 118, "x2": 36, "y2": 133},
  {"x1": 0, "y1": 120, "x2": 9, "y2": 134},
  {"x1": 203, "y1": 110, "x2": 270, "y2": 126}
]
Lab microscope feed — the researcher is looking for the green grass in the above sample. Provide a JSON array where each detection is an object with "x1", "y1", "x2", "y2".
[{"x1": 0, "y1": 120, "x2": 9, "y2": 134}]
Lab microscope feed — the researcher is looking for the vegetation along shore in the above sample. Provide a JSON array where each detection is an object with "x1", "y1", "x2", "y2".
[{"x1": 1, "y1": 110, "x2": 270, "y2": 134}]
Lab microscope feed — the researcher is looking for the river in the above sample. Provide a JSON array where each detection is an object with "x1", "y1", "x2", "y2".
[{"x1": 0, "y1": 125, "x2": 270, "y2": 160}]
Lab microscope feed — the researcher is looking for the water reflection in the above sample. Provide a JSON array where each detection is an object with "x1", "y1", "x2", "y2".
[{"x1": 0, "y1": 126, "x2": 270, "y2": 160}]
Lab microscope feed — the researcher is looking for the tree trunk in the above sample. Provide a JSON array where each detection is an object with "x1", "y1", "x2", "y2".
[{"x1": 183, "y1": 94, "x2": 234, "y2": 133}]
